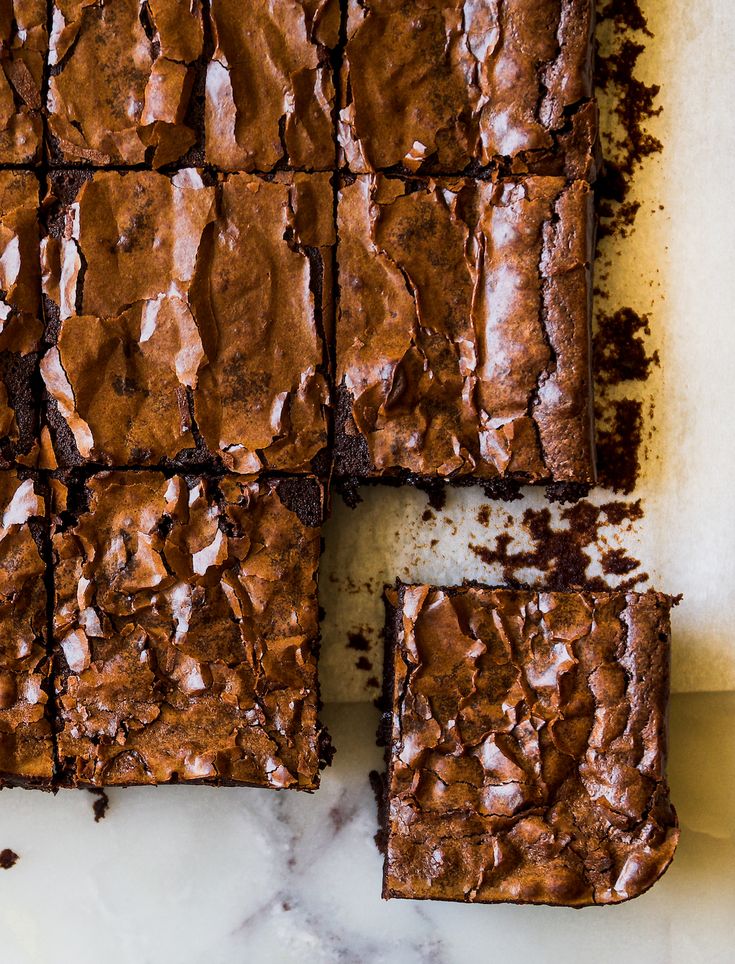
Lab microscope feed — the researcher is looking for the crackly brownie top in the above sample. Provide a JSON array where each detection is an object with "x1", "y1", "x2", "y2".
[
  {"x1": 52, "y1": 471, "x2": 324, "y2": 788},
  {"x1": 0, "y1": 470, "x2": 53, "y2": 783},
  {"x1": 47, "y1": 0, "x2": 204, "y2": 166},
  {"x1": 0, "y1": 170, "x2": 42, "y2": 467},
  {"x1": 206, "y1": 0, "x2": 338, "y2": 171},
  {"x1": 384, "y1": 585, "x2": 679, "y2": 906},
  {"x1": 0, "y1": 0, "x2": 46, "y2": 163},
  {"x1": 336, "y1": 175, "x2": 594, "y2": 483},
  {"x1": 340, "y1": 0, "x2": 595, "y2": 175},
  {"x1": 41, "y1": 169, "x2": 332, "y2": 471}
]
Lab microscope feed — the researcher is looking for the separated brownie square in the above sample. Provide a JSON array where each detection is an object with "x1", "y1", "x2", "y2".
[
  {"x1": 336, "y1": 175, "x2": 595, "y2": 486},
  {"x1": 0, "y1": 0, "x2": 46, "y2": 164},
  {"x1": 47, "y1": 0, "x2": 205, "y2": 167},
  {"x1": 51, "y1": 471, "x2": 326, "y2": 789},
  {"x1": 0, "y1": 471, "x2": 53, "y2": 788},
  {"x1": 340, "y1": 0, "x2": 596, "y2": 176},
  {"x1": 206, "y1": 0, "x2": 338, "y2": 171},
  {"x1": 0, "y1": 170, "x2": 42, "y2": 467},
  {"x1": 381, "y1": 584, "x2": 679, "y2": 906},
  {"x1": 41, "y1": 168, "x2": 333, "y2": 472}
]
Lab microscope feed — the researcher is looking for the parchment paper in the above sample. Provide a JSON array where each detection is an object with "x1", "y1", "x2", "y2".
[{"x1": 320, "y1": 0, "x2": 735, "y2": 700}]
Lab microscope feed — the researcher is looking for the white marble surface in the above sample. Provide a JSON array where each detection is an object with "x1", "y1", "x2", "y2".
[{"x1": 0, "y1": 696, "x2": 733, "y2": 963}]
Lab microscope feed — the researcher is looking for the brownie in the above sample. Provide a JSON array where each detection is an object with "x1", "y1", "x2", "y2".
[
  {"x1": 0, "y1": 170, "x2": 42, "y2": 467},
  {"x1": 0, "y1": 471, "x2": 54, "y2": 789},
  {"x1": 205, "y1": 0, "x2": 338, "y2": 171},
  {"x1": 47, "y1": 0, "x2": 205, "y2": 167},
  {"x1": 51, "y1": 471, "x2": 327, "y2": 789},
  {"x1": 0, "y1": 0, "x2": 45, "y2": 164},
  {"x1": 381, "y1": 584, "x2": 679, "y2": 906},
  {"x1": 336, "y1": 175, "x2": 595, "y2": 486},
  {"x1": 40, "y1": 168, "x2": 333, "y2": 472},
  {"x1": 339, "y1": 0, "x2": 597, "y2": 177}
]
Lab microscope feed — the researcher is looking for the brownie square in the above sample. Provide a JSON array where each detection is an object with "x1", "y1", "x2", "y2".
[
  {"x1": 0, "y1": 471, "x2": 54, "y2": 788},
  {"x1": 51, "y1": 471, "x2": 326, "y2": 789},
  {"x1": 381, "y1": 584, "x2": 679, "y2": 906},
  {"x1": 336, "y1": 175, "x2": 595, "y2": 486},
  {"x1": 0, "y1": 170, "x2": 42, "y2": 467},
  {"x1": 205, "y1": 0, "x2": 338, "y2": 171},
  {"x1": 41, "y1": 168, "x2": 333, "y2": 472},
  {"x1": 340, "y1": 0, "x2": 596, "y2": 177},
  {"x1": 0, "y1": 0, "x2": 46, "y2": 164},
  {"x1": 47, "y1": 0, "x2": 205, "y2": 167}
]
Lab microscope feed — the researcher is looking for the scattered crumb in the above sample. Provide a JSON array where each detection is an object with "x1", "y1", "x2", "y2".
[
  {"x1": 89, "y1": 788, "x2": 110, "y2": 823},
  {"x1": 355, "y1": 656, "x2": 372, "y2": 671},
  {"x1": 346, "y1": 630, "x2": 370, "y2": 651},
  {"x1": 0, "y1": 849, "x2": 19, "y2": 870},
  {"x1": 476, "y1": 506, "x2": 491, "y2": 527},
  {"x1": 470, "y1": 500, "x2": 647, "y2": 590},
  {"x1": 421, "y1": 508, "x2": 434, "y2": 522}
]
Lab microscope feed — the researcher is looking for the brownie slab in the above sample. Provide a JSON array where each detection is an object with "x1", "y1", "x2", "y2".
[
  {"x1": 0, "y1": 0, "x2": 45, "y2": 164},
  {"x1": 206, "y1": 0, "x2": 338, "y2": 171},
  {"x1": 382, "y1": 584, "x2": 679, "y2": 906},
  {"x1": 51, "y1": 471, "x2": 326, "y2": 789},
  {"x1": 336, "y1": 175, "x2": 595, "y2": 485},
  {"x1": 41, "y1": 169, "x2": 333, "y2": 472},
  {"x1": 0, "y1": 471, "x2": 54, "y2": 788},
  {"x1": 0, "y1": 170, "x2": 42, "y2": 467},
  {"x1": 47, "y1": 0, "x2": 204, "y2": 166},
  {"x1": 340, "y1": 0, "x2": 596, "y2": 176}
]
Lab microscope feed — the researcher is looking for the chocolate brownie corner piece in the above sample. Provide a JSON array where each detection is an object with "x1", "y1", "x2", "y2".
[
  {"x1": 0, "y1": 0, "x2": 46, "y2": 164},
  {"x1": 0, "y1": 170, "x2": 43, "y2": 468},
  {"x1": 340, "y1": 0, "x2": 596, "y2": 177},
  {"x1": 51, "y1": 471, "x2": 325, "y2": 789},
  {"x1": 0, "y1": 470, "x2": 54, "y2": 789},
  {"x1": 40, "y1": 168, "x2": 332, "y2": 472},
  {"x1": 382, "y1": 584, "x2": 679, "y2": 906},
  {"x1": 47, "y1": 0, "x2": 205, "y2": 167},
  {"x1": 205, "y1": 0, "x2": 338, "y2": 171},
  {"x1": 336, "y1": 174, "x2": 595, "y2": 486}
]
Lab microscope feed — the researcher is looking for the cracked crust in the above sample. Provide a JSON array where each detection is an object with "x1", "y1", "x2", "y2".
[
  {"x1": 382, "y1": 584, "x2": 679, "y2": 906},
  {"x1": 40, "y1": 168, "x2": 333, "y2": 473},
  {"x1": 47, "y1": 0, "x2": 205, "y2": 167},
  {"x1": 339, "y1": 0, "x2": 596, "y2": 177},
  {"x1": 51, "y1": 471, "x2": 326, "y2": 789},
  {"x1": 0, "y1": 470, "x2": 54, "y2": 788},
  {"x1": 0, "y1": 171, "x2": 43, "y2": 468},
  {"x1": 335, "y1": 174, "x2": 595, "y2": 483},
  {"x1": 205, "y1": 0, "x2": 338, "y2": 171},
  {"x1": 0, "y1": 0, "x2": 46, "y2": 164}
]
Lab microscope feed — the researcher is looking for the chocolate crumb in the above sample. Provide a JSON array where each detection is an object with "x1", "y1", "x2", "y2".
[
  {"x1": 0, "y1": 849, "x2": 19, "y2": 869},
  {"x1": 470, "y1": 500, "x2": 647, "y2": 590},
  {"x1": 596, "y1": 398, "x2": 644, "y2": 494},
  {"x1": 421, "y1": 509, "x2": 435, "y2": 522},
  {"x1": 594, "y1": 308, "x2": 659, "y2": 384},
  {"x1": 356, "y1": 655, "x2": 372, "y2": 671},
  {"x1": 89, "y1": 788, "x2": 110, "y2": 822},
  {"x1": 477, "y1": 506, "x2": 491, "y2": 527},
  {"x1": 347, "y1": 631, "x2": 371, "y2": 651}
]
